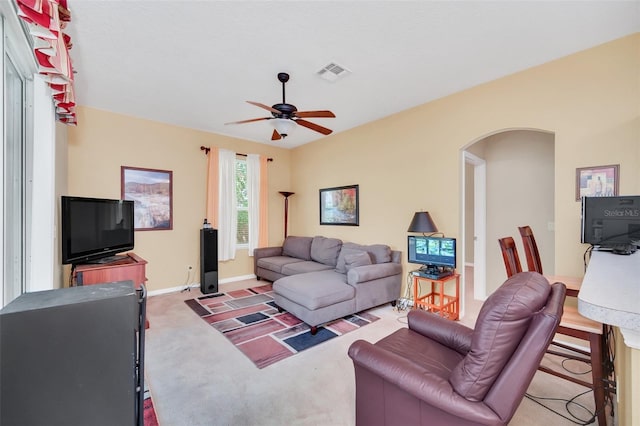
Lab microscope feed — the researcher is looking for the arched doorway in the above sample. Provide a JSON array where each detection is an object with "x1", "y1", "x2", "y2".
[{"x1": 460, "y1": 129, "x2": 555, "y2": 313}]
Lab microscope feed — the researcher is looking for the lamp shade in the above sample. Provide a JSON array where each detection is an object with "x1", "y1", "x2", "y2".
[
  {"x1": 407, "y1": 211, "x2": 438, "y2": 233},
  {"x1": 272, "y1": 118, "x2": 296, "y2": 137}
]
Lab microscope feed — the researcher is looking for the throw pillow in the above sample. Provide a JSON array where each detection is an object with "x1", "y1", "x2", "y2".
[
  {"x1": 364, "y1": 244, "x2": 392, "y2": 264},
  {"x1": 335, "y1": 248, "x2": 367, "y2": 273},
  {"x1": 340, "y1": 242, "x2": 392, "y2": 264},
  {"x1": 344, "y1": 251, "x2": 372, "y2": 271}
]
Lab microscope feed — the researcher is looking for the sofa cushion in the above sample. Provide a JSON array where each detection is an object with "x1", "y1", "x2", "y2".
[
  {"x1": 281, "y1": 261, "x2": 334, "y2": 275},
  {"x1": 335, "y1": 243, "x2": 394, "y2": 273},
  {"x1": 274, "y1": 271, "x2": 353, "y2": 310},
  {"x1": 282, "y1": 236, "x2": 313, "y2": 260},
  {"x1": 365, "y1": 244, "x2": 392, "y2": 263},
  {"x1": 256, "y1": 256, "x2": 305, "y2": 274},
  {"x1": 344, "y1": 251, "x2": 372, "y2": 271},
  {"x1": 449, "y1": 272, "x2": 551, "y2": 401},
  {"x1": 335, "y1": 248, "x2": 370, "y2": 273},
  {"x1": 310, "y1": 236, "x2": 343, "y2": 266}
]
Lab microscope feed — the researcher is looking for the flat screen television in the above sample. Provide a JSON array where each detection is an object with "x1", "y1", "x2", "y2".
[
  {"x1": 407, "y1": 235, "x2": 456, "y2": 269},
  {"x1": 581, "y1": 195, "x2": 640, "y2": 249},
  {"x1": 61, "y1": 196, "x2": 135, "y2": 265}
]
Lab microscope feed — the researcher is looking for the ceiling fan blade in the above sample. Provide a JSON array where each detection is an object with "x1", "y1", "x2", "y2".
[
  {"x1": 247, "y1": 101, "x2": 280, "y2": 114},
  {"x1": 295, "y1": 119, "x2": 333, "y2": 135},
  {"x1": 271, "y1": 129, "x2": 282, "y2": 141},
  {"x1": 224, "y1": 117, "x2": 270, "y2": 125},
  {"x1": 295, "y1": 110, "x2": 336, "y2": 118}
]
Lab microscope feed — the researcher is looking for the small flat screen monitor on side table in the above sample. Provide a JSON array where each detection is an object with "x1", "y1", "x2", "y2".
[{"x1": 407, "y1": 235, "x2": 456, "y2": 271}]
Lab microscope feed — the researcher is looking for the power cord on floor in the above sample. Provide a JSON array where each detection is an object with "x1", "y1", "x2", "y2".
[
  {"x1": 527, "y1": 336, "x2": 616, "y2": 425},
  {"x1": 393, "y1": 272, "x2": 417, "y2": 324},
  {"x1": 525, "y1": 388, "x2": 597, "y2": 425},
  {"x1": 180, "y1": 267, "x2": 193, "y2": 292},
  {"x1": 395, "y1": 271, "x2": 415, "y2": 311}
]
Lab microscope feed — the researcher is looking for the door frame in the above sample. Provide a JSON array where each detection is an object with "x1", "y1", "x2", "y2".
[{"x1": 462, "y1": 151, "x2": 487, "y2": 301}]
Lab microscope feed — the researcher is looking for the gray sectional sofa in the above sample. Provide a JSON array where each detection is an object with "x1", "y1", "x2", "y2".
[{"x1": 254, "y1": 236, "x2": 402, "y2": 334}]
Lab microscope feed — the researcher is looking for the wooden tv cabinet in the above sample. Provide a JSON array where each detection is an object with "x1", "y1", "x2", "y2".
[{"x1": 73, "y1": 252, "x2": 147, "y2": 288}]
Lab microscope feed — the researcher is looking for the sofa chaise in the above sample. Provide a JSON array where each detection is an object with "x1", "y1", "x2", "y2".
[{"x1": 254, "y1": 236, "x2": 402, "y2": 334}]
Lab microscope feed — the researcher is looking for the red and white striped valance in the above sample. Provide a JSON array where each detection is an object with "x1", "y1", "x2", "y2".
[{"x1": 16, "y1": 0, "x2": 76, "y2": 125}]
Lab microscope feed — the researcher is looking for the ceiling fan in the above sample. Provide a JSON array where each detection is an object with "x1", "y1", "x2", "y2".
[{"x1": 225, "y1": 72, "x2": 335, "y2": 141}]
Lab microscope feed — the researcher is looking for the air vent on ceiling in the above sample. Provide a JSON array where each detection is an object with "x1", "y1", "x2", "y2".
[{"x1": 317, "y1": 62, "x2": 351, "y2": 82}]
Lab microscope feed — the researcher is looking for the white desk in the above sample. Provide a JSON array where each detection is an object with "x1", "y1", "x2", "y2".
[{"x1": 578, "y1": 250, "x2": 640, "y2": 349}]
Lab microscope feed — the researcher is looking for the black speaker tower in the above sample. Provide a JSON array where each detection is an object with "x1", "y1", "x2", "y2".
[{"x1": 200, "y1": 228, "x2": 218, "y2": 294}]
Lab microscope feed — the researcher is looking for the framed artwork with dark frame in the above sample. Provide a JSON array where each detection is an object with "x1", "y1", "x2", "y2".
[
  {"x1": 575, "y1": 164, "x2": 619, "y2": 201},
  {"x1": 121, "y1": 166, "x2": 173, "y2": 230},
  {"x1": 319, "y1": 184, "x2": 359, "y2": 226}
]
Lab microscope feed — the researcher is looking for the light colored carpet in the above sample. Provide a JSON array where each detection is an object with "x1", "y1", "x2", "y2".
[{"x1": 144, "y1": 272, "x2": 611, "y2": 426}]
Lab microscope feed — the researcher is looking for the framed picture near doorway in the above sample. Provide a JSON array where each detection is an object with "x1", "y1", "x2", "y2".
[
  {"x1": 575, "y1": 164, "x2": 619, "y2": 201},
  {"x1": 121, "y1": 166, "x2": 173, "y2": 230}
]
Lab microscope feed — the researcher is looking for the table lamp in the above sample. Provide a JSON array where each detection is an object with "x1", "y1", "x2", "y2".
[{"x1": 407, "y1": 211, "x2": 438, "y2": 235}]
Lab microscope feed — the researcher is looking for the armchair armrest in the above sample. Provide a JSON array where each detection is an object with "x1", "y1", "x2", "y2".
[
  {"x1": 348, "y1": 340, "x2": 499, "y2": 424},
  {"x1": 407, "y1": 309, "x2": 473, "y2": 355},
  {"x1": 346, "y1": 263, "x2": 402, "y2": 285}
]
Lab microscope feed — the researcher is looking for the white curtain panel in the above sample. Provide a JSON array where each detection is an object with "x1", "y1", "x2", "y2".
[
  {"x1": 246, "y1": 154, "x2": 261, "y2": 257},
  {"x1": 218, "y1": 149, "x2": 237, "y2": 261}
]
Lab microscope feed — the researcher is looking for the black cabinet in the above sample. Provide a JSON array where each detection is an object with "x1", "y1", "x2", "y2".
[
  {"x1": 200, "y1": 228, "x2": 219, "y2": 294},
  {"x1": 0, "y1": 281, "x2": 146, "y2": 426}
]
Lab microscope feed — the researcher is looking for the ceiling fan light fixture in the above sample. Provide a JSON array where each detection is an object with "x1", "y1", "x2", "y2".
[{"x1": 272, "y1": 118, "x2": 296, "y2": 138}]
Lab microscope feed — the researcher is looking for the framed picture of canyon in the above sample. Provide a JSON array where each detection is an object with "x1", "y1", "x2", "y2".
[
  {"x1": 575, "y1": 164, "x2": 619, "y2": 201},
  {"x1": 121, "y1": 166, "x2": 173, "y2": 230},
  {"x1": 319, "y1": 184, "x2": 359, "y2": 226}
]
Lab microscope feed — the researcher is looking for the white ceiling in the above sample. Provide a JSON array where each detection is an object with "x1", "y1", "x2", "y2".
[{"x1": 65, "y1": 1, "x2": 640, "y2": 148}]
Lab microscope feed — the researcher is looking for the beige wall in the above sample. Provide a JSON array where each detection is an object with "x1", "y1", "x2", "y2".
[
  {"x1": 67, "y1": 107, "x2": 292, "y2": 291},
  {"x1": 68, "y1": 35, "x2": 639, "y2": 291},
  {"x1": 291, "y1": 34, "x2": 639, "y2": 284},
  {"x1": 484, "y1": 130, "x2": 555, "y2": 292},
  {"x1": 67, "y1": 34, "x2": 639, "y2": 419},
  {"x1": 289, "y1": 34, "x2": 639, "y2": 420}
]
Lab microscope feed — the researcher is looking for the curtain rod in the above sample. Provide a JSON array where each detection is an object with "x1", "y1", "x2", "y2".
[{"x1": 200, "y1": 146, "x2": 273, "y2": 162}]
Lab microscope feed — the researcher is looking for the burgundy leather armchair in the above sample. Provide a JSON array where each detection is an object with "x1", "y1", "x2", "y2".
[{"x1": 348, "y1": 272, "x2": 565, "y2": 426}]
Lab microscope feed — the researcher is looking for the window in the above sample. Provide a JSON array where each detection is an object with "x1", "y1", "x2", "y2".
[{"x1": 236, "y1": 159, "x2": 248, "y2": 245}]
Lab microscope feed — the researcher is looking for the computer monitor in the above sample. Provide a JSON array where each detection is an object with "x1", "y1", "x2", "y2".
[
  {"x1": 581, "y1": 195, "x2": 640, "y2": 249},
  {"x1": 407, "y1": 235, "x2": 456, "y2": 269}
]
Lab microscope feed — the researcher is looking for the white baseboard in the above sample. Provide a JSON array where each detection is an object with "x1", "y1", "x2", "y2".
[{"x1": 147, "y1": 274, "x2": 257, "y2": 297}]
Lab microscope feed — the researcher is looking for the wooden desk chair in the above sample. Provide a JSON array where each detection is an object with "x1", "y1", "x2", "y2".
[
  {"x1": 498, "y1": 236, "x2": 522, "y2": 277},
  {"x1": 498, "y1": 232, "x2": 607, "y2": 426}
]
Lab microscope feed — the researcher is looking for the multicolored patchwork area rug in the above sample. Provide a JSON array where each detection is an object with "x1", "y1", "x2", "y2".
[
  {"x1": 143, "y1": 388, "x2": 159, "y2": 426},
  {"x1": 184, "y1": 284, "x2": 380, "y2": 369}
]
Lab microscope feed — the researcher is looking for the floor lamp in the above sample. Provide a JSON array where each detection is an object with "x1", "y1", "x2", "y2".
[{"x1": 279, "y1": 191, "x2": 294, "y2": 239}]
